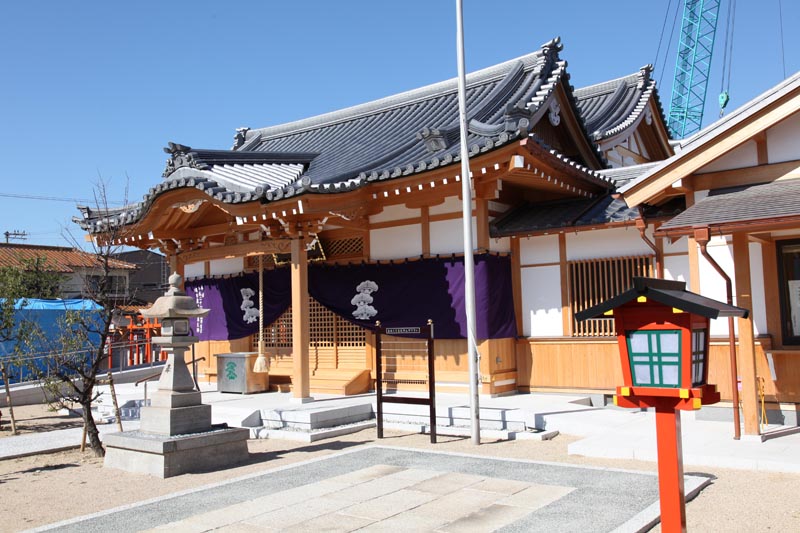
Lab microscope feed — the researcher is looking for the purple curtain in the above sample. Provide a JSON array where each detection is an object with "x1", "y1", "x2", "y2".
[
  {"x1": 184, "y1": 268, "x2": 290, "y2": 341},
  {"x1": 308, "y1": 254, "x2": 516, "y2": 339},
  {"x1": 184, "y1": 254, "x2": 516, "y2": 341}
]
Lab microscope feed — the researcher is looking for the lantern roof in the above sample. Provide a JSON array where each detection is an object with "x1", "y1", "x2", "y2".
[
  {"x1": 575, "y1": 277, "x2": 749, "y2": 321},
  {"x1": 140, "y1": 273, "x2": 209, "y2": 319}
]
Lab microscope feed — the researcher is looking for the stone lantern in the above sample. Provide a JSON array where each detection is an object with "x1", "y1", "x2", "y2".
[
  {"x1": 104, "y1": 273, "x2": 249, "y2": 478},
  {"x1": 138, "y1": 272, "x2": 211, "y2": 435}
]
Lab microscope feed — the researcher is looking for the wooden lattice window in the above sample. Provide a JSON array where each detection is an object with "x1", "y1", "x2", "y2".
[
  {"x1": 252, "y1": 297, "x2": 366, "y2": 349},
  {"x1": 569, "y1": 255, "x2": 653, "y2": 337},
  {"x1": 321, "y1": 237, "x2": 363, "y2": 260}
]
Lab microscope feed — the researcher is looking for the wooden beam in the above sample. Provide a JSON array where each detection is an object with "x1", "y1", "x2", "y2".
[
  {"x1": 732, "y1": 232, "x2": 759, "y2": 435},
  {"x1": 693, "y1": 159, "x2": 800, "y2": 191},
  {"x1": 755, "y1": 132, "x2": 769, "y2": 165},
  {"x1": 749, "y1": 233, "x2": 774, "y2": 245},
  {"x1": 510, "y1": 237, "x2": 523, "y2": 337},
  {"x1": 178, "y1": 239, "x2": 292, "y2": 264},
  {"x1": 291, "y1": 238, "x2": 310, "y2": 399}
]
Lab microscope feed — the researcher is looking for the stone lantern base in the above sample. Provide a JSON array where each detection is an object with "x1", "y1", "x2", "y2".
[{"x1": 104, "y1": 427, "x2": 250, "y2": 478}]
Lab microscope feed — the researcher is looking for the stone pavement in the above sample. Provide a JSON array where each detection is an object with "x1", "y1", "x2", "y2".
[
  {"x1": 30, "y1": 446, "x2": 711, "y2": 533},
  {"x1": 2, "y1": 385, "x2": 800, "y2": 474},
  {"x1": 4, "y1": 385, "x2": 800, "y2": 532}
]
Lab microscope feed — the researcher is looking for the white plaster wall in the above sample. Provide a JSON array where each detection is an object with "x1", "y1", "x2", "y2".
[
  {"x1": 519, "y1": 235, "x2": 559, "y2": 264},
  {"x1": 370, "y1": 225, "x2": 422, "y2": 260},
  {"x1": 662, "y1": 235, "x2": 689, "y2": 255},
  {"x1": 209, "y1": 257, "x2": 243, "y2": 276},
  {"x1": 369, "y1": 204, "x2": 419, "y2": 224},
  {"x1": 767, "y1": 111, "x2": 800, "y2": 164},
  {"x1": 664, "y1": 254, "x2": 690, "y2": 283},
  {"x1": 184, "y1": 262, "x2": 205, "y2": 280},
  {"x1": 520, "y1": 265, "x2": 562, "y2": 337},
  {"x1": 696, "y1": 140, "x2": 758, "y2": 173},
  {"x1": 430, "y1": 196, "x2": 464, "y2": 216},
  {"x1": 489, "y1": 236, "x2": 511, "y2": 253},
  {"x1": 698, "y1": 237, "x2": 734, "y2": 336},
  {"x1": 566, "y1": 227, "x2": 651, "y2": 261},
  {"x1": 429, "y1": 218, "x2": 477, "y2": 255}
]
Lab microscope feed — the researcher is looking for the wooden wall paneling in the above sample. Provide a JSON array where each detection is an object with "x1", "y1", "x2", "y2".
[
  {"x1": 515, "y1": 339, "x2": 533, "y2": 389},
  {"x1": 527, "y1": 339, "x2": 621, "y2": 390}
]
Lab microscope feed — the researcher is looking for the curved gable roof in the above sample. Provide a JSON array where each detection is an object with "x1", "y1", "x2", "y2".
[{"x1": 573, "y1": 66, "x2": 666, "y2": 142}]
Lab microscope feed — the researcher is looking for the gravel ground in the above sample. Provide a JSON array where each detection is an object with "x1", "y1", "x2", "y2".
[{"x1": 0, "y1": 404, "x2": 798, "y2": 532}]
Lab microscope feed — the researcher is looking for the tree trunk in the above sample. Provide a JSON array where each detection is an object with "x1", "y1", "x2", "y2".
[
  {"x1": 81, "y1": 398, "x2": 105, "y2": 457},
  {"x1": 0, "y1": 362, "x2": 19, "y2": 435}
]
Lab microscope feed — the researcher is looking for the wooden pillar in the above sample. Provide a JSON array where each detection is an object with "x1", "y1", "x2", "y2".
[
  {"x1": 732, "y1": 232, "x2": 759, "y2": 435},
  {"x1": 761, "y1": 240, "x2": 783, "y2": 346},
  {"x1": 685, "y1": 193, "x2": 701, "y2": 293},
  {"x1": 476, "y1": 197, "x2": 489, "y2": 250},
  {"x1": 559, "y1": 233, "x2": 572, "y2": 336},
  {"x1": 510, "y1": 237, "x2": 523, "y2": 337},
  {"x1": 291, "y1": 238, "x2": 311, "y2": 400},
  {"x1": 421, "y1": 206, "x2": 431, "y2": 256}
]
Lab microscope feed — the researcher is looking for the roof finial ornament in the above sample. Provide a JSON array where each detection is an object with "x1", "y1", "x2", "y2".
[
  {"x1": 161, "y1": 142, "x2": 207, "y2": 178},
  {"x1": 232, "y1": 127, "x2": 250, "y2": 150},
  {"x1": 638, "y1": 65, "x2": 653, "y2": 89},
  {"x1": 416, "y1": 127, "x2": 448, "y2": 153}
]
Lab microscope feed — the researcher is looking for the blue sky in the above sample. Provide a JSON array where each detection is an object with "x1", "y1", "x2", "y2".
[{"x1": 1, "y1": 1, "x2": 797, "y2": 248}]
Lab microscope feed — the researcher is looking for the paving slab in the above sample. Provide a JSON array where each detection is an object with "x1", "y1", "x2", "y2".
[{"x1": 34, "y1": 446, "x2": 711, "y2": 533}]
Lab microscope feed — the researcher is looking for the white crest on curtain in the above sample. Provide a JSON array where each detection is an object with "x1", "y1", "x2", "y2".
[
  {"x1": 193, "y1": 286, "x2": 205, "y2": 333},
  {"x1": 240, "y1": 287, "x2": 260, "y2": 324},
  {"x1": 351, "y1": 280, "x2": 379, "y2": 320}
]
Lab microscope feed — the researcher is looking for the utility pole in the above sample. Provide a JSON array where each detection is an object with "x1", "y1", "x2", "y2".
[
  {"x1": 455, "y1": 0, "x2": 481, "y2": 445},
  {"x1": 3, "y1": 230, "x2": 28, "y2": 243}
]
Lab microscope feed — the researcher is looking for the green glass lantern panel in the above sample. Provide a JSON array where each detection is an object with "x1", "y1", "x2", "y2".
[{"x1": 626, "y1": 330, "x2": 682, "y2": 388}]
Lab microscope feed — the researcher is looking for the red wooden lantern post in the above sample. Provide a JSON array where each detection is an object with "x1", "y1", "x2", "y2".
[{"x1": 577, "y1": 278, "x2": 748, "y2": 533}]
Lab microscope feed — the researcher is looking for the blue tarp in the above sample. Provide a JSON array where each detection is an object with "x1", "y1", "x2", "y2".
[{"x1": 0, "y1": 299, "x2": 103, "y2": 384}]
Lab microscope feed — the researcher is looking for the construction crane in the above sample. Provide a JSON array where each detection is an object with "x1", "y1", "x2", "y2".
[{"x1": 667, "y1": 0, "x2": 723, "y2": 138}]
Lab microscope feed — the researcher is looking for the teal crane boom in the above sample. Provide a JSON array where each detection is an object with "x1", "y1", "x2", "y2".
[{"x1": 667, "y1": 0, "x2": 722, "y2": 138}]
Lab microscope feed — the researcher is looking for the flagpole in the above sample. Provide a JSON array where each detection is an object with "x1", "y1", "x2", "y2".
[{"x1": 455, "y1": 0, "x2": 481, "y2": 445}]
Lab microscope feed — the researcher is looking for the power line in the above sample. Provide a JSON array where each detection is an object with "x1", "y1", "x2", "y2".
[{"x1": 0, "y1": 192, "x2": 126, "y2": 205}]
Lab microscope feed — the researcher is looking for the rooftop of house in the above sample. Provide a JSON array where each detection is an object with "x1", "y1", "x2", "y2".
[{"x1": 0, "y1": 243, "x2": 137, "y2": 273}]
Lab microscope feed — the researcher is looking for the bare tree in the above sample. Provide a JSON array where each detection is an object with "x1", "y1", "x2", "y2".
[{"x1": 24, "y1": 179, "x2": 134, "y2": 456}]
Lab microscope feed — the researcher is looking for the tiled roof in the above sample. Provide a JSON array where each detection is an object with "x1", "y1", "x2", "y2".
[
  {"x1": 597, "y1": 162, "x2": 662, "y2": 188},
  {"x1": 573, "y1": 66, "x2": 667, "y2": 141},
  {"x1": 0, "y1": 244, "x2": 137, "y2": 273},
  {"x1": 491, "y1": 195, "x2": 683, "y2": 237},
  {"x1": 78, "y1": 38, "x2": 668, "y2": 233},
  {"x1": 657, "y1": 178, "x2": 800, "y2": 235}
]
